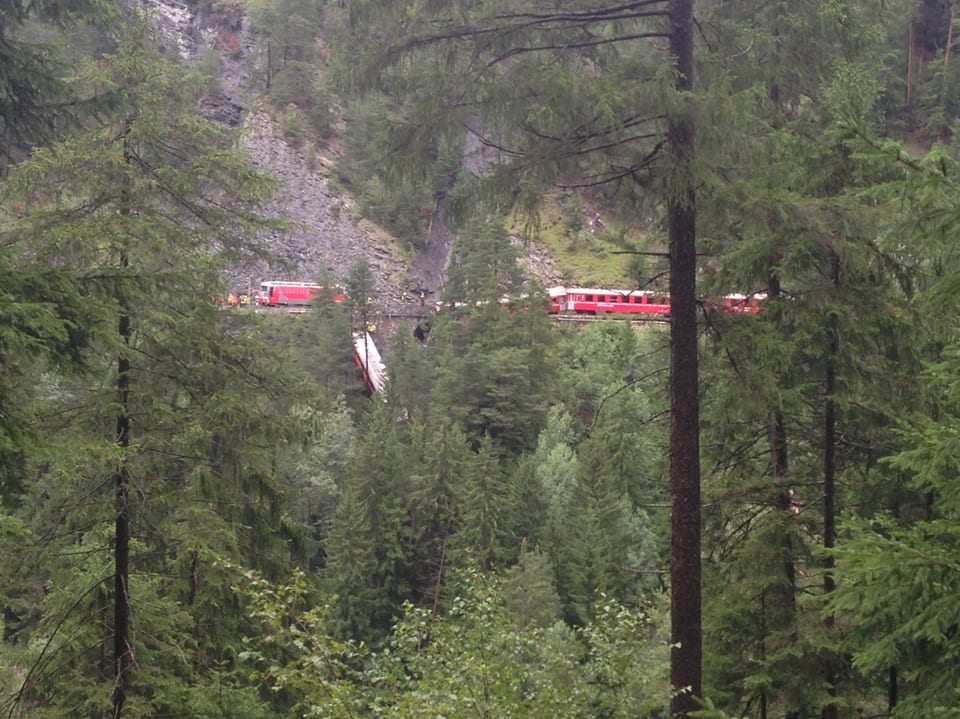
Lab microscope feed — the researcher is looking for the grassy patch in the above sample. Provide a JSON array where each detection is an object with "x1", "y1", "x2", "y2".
[{"x1": 512, "y1": 193, "x2": 652, "y2": 288}]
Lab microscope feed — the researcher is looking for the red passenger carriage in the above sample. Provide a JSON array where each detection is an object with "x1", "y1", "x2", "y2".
[{"x1": 256, "y1": 281, "x2": 345, "y2": 306}]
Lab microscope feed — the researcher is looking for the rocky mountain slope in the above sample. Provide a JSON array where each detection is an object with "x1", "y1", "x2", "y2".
[{"x1": 145, "y1": 0, "x2": 563, "y2": 310}]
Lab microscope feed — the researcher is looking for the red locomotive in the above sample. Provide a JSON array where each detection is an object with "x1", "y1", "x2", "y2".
[{"x1": 256, "y1": 281, "x2": 346, "y2": 306}]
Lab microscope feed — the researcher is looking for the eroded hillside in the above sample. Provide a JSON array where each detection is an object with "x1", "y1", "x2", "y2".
[{"x1": 144, "y1": 0, "x2": 575, "y2": 310}]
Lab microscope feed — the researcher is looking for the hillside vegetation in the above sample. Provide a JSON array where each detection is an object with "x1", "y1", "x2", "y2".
[{"x1": 5, "y1": 2, "x2": 960, "y2": 719}]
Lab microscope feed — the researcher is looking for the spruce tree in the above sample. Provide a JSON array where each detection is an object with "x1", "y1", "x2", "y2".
[
  {"x1": 0, "y1": 21, "x2": 299, "y2": 716},
  {"x1": 691, "y1": 2, "x2": 927, "y2": 715},
  {"x1": 450, "y1": 435, "x2": 511, "y2": 572},
  {"x1": 324, "y1": 402, "x2": 413, "y2": 644},
  {"x1": 406, "y1": 420, "x2": 468, "y2": 610}
]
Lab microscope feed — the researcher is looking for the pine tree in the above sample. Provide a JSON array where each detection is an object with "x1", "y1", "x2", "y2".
[
  {"x1": 430, "y1": 216, "x2": 557, "y2": 457},
  {"x1": 450, "y1": 435, "x2": 511, "y2": 572},
  {"x1": 324, "y1": 403, "x2": 413, "y2": 644},
  {"x1": 406, "y1": 420, "x2": 468, "y2": 610},
  {"x1": 690, "y1": 3, "x2": 928, "y2": 715},
  {"x1": 0, "y1": 20, "x2": 296, "y2": 716}
]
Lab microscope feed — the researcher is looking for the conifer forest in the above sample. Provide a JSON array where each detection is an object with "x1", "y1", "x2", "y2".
[{"x1": 5, "y1": 0, "x2": 960, "y2": 717}]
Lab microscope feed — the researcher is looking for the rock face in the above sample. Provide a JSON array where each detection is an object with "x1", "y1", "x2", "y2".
[
  {"x1": 142, "y1": 0, "x2": 439, "y2": 309},
  {"x1": 141, "y1": 0, "x2": 559, "y2": 310},
  {"x1": 144, "y1": 0, "x2": 199, "y2": 59},
  {"x1": 235, "y1": 112, "x2": 410, "y2": 305},
  {"x1": 141, "y1": 0, "x2": 416, "y2": 306}
]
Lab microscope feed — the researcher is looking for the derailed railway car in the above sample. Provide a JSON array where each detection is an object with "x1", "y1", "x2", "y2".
[{"x1": 353, "y1": 332, "x2": 386, "y2": 395}]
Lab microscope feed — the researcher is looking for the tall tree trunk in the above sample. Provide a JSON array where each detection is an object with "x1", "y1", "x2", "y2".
[
  {"x1": 113, "y1": 134, "x2": 134, "y2": 719},
  {"x1": 769, "y1": 267, "x2": 790, "y2": 508},
  {"x1": 821, "y1": 249, "x2": 840, "y2": 719},
  {"x1": 113, "y1": 265, "x2": 132, "y2": 719},
  {"x1": 888, "y1": 665, "x2": 898, "y2": 713},
  {"x1": 768, "y1": 270, "x2": 796, "y2": 594},
  {"x1": 909, "y1": 0, "x2": 954, "y2": 115},
  {"x1": 668, "y1": 0, "x2": 701, "y2": 716},
  {"x1": 767, "y1": 269, "x2": 800, "y2": 719},
  {"x1": 266, "y1": 41, "x2": 272, "y2": 91}
]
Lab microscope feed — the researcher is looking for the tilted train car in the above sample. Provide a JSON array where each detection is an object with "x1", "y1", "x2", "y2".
[{"x1": 353, "y1": 332, "x2": 386, "y2": 395}]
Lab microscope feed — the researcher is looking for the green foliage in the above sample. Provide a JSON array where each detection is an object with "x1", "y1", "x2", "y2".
[
  {"x1": 502, "y1": 545, "x2": 564, "y2": 629},
  {"x1": 429, "y1": 216, "x2": 557, "y2": 456},
  {"x1": 405, "y1": 420, "x2": 467, "y2": 605},
  {"x1": 0, "y1": 16, "x2": 325, "y2": 716},
  {"x1": 323, "y1": 403, "x2": 413, "y2": 644},
  {"x1": 334, "y1": 94, "x2": 462, "y2": 248},
  {"x1": 0, "y1": 0, "x2": 119, "y2": 164},
  {"x1": 238, "y1": 567, "x2": 366, "y2": 718},
  {"x1": 9, "y1": 0, "x2": 960, "y2": 716},
  {"x1": 687, "y1": 4, "x2": 934, "y2": 714},
  {"x1": 376, "y1": 568, "x2": 669, "y2": 719},
  {"x1": 383, "y1": 326, "x2": 434, "y2": 421},
  {"x1": 829, "y1": 513, "x2": 960, "y2": 719},
  {"x1": 237, "y1": 564, "x2": 669, "y2": 718},
  {"x1": 280, "y1": 101, "x2": 306, "y2": 145},
  {"x1": 825, "y1": 348, "x2": 960, "y2": 719},
  {"x1": 272, "y1": 65, "x2": 334, "y2": 140},
  {"x1": 276, "y1": 396, "x2": 358, "y2": 568},
  {"x1": 196, "y1": 46, "x2": 223, "y2": 94},
  {"x1": 449, "y1": 435, "x2": 512, "y2": 571}
]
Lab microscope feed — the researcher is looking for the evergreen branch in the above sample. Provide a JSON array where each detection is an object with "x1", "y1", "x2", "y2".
[
  {"x1": 8, "y1": 575, "x2": 112, "y2": 717},
  {"x1": 571, "y1": 111, "x2": 664, "y2": 146},
  {"x1": 121, "y1": 150, "x2": 219, "y2": 228},
  {"x1": 464, "y1": 125, "x2": 527, "y2": 158},
  {"x1": 35, "y1": 479, "x2": 115, "y2": 545},
  {"x1": 610, "y1": 250, "x2": 670, "y2": 256},
  {"x1": 490, "y1": 0, "x2": 670, "y2": 24},
  {"x1": 515, "y1": 108, "x2": 662, "y2": 150},
  {"x1": 588, "y1": 366, "x2": 669, "y2": 435},
  {"x1": 487, "y1": 31, "x2": 671, "y2": 66},
  {"x1": 555, "y1": 153, "x2": 661, "y2": 187},
  {"x1": 565, "y1": 131, "x2": 661, "y2": 157},
  {"x1": 387, "y1": 11, "x2": 668, "y2": 67}
]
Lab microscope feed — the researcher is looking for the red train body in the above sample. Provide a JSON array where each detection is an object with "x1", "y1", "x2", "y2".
[
  {"x1": 257, "y1": 281, "x2": 345, "y2": 306},
  {"x1": 249, "y1": 281, "x2": 760, "y2": 318},
  {"x1": 554, "y1": 287, "x2": 671, "y2": 315},
  {"x1": 547, "y1": 286, "x2": 763, "y2": 316}
]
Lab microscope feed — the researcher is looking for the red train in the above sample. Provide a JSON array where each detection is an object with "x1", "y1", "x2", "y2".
[
  {"x1": 547, "y1": 286, "x2": 763, "y2": 316},
  {"x1": 249, "y1": 281, "x2": 761, "y2": 317},
  {"x1": 256, "y1": 281, "x2": 346, "y2": 306}
]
